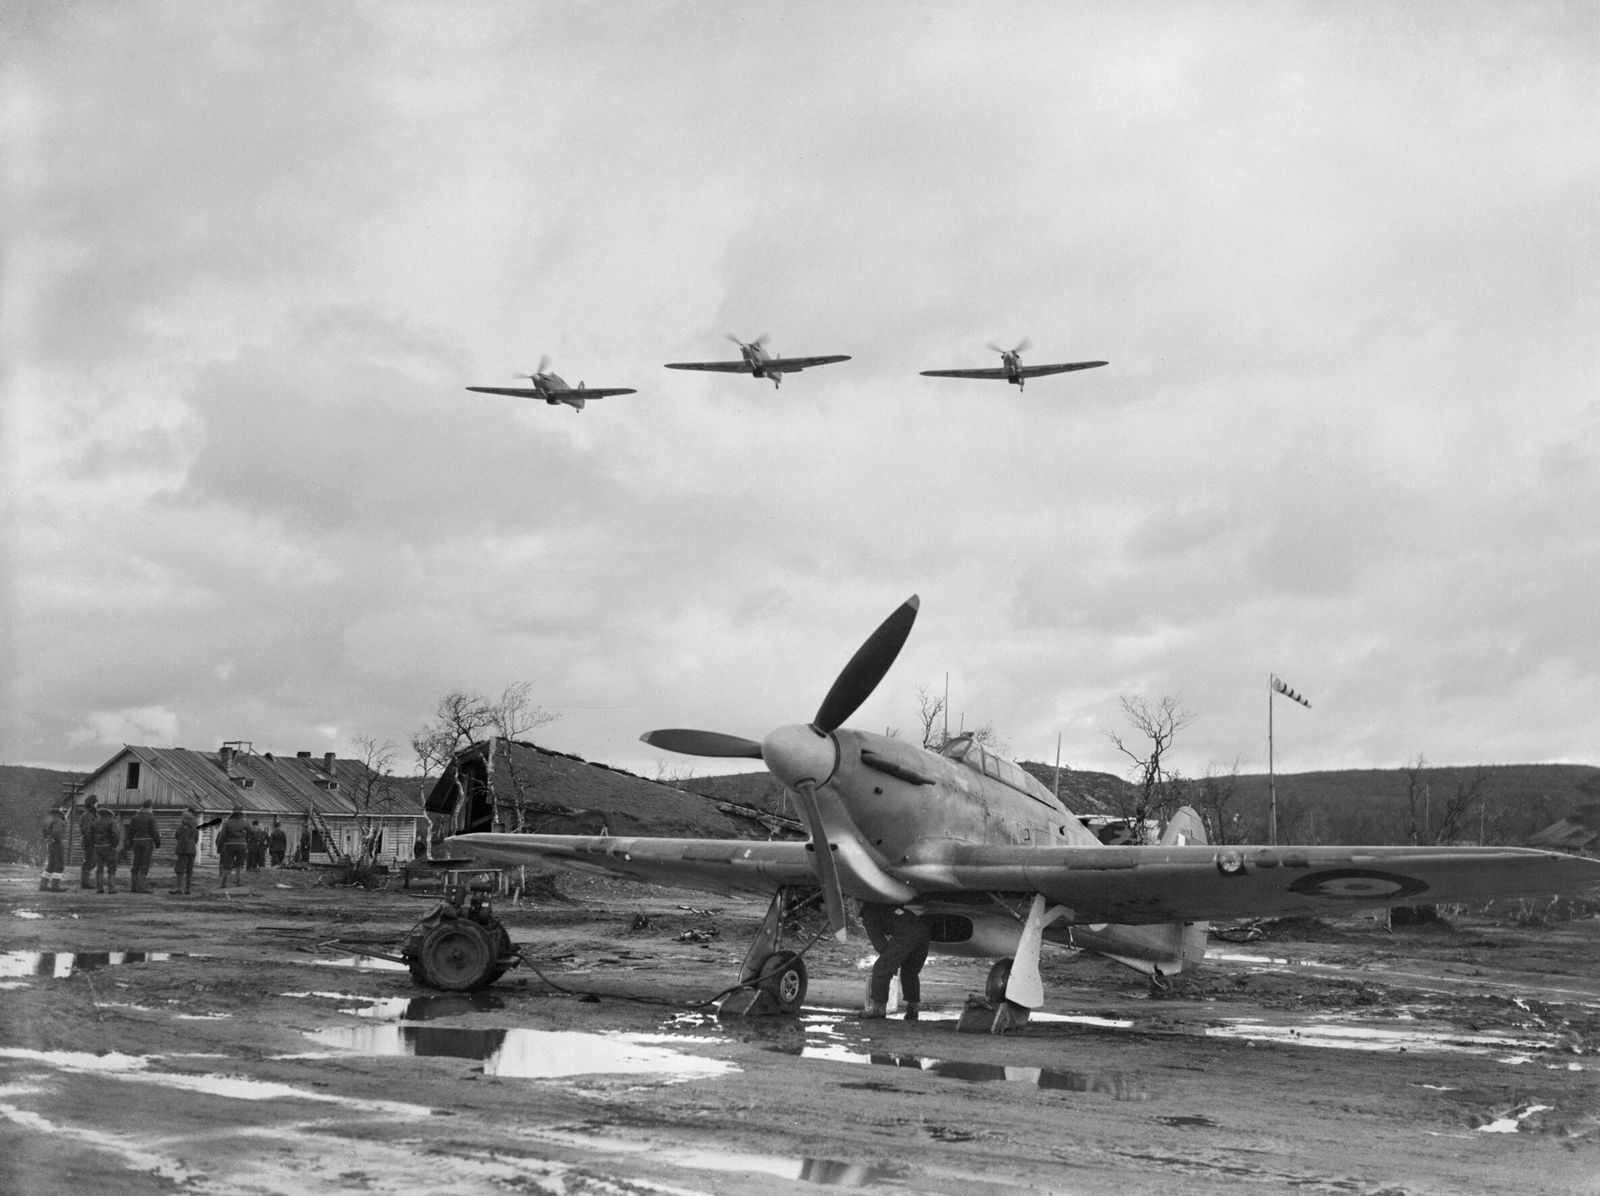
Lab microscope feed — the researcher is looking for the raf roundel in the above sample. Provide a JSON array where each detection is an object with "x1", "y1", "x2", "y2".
[{"x1": 1288, "y1": 868, "x2": 1430, "y2": 901}]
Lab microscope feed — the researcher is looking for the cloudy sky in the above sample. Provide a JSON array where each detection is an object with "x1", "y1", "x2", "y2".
[{"x1": 4, "y1": 2, "x2": 1596, "y2": 786}]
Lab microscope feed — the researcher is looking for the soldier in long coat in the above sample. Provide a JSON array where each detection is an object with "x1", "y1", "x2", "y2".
[
  {"x1": 91, "y1": 806, "x2": 121, "y2": 894},
  {"x1": 170, "y1": 807, "x2": 199, "y2": 895},
  {"x1": 126, "y1": 798, "x2": 162, "y2": 894}
]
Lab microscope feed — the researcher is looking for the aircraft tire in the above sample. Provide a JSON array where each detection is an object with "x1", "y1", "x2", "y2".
[
  {"x1": 755, "y1": 950, "x2": 807, "y2": 1014},
  {"x1": 417, "y1": 919, "x2": 496, "y2": 991},
  {"x1": 985, "y1": 959, "x2": 1013, "y2": 1003}
]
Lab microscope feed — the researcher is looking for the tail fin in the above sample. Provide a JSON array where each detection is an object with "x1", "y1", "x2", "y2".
[{"x1": 1161, "y1": 805, "x2": 1207, "y2": 846}]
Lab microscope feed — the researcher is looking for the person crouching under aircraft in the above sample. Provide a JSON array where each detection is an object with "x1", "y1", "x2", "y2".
[{"x1": 859, "y1": 901, "x2": 932, "y2": 1021}]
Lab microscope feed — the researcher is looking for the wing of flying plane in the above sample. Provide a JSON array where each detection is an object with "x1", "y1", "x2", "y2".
[
  {"x1": 920, "y1": 361, "x2": 1108, "y2": 380},
  {"x1": 466, "y1": 386, "x2": 636, "y2": 399},
  {"x1": 662, "y1": 360, "x2": 761, "y2": 373},
  {"x1": 764, "y1": 354, "x2": 852, "y2": 372}
]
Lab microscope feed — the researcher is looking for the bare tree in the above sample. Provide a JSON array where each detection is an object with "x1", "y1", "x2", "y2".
[
  {"x1": 914, "y1": 683, "x2": 947, "y2": 749},
  {"x1": 349, "y1": 735, "x2": 400, "y2": 870},
  {"x1": 1401, "y1": 754, "x2": 1428, "y2": 846},
  {"x1": 1197, "y1": 759, "x2": 1244, "y2": 844},
  {"x1": 488, "y1": 682, "x2": 560, "y2": 830},
  {"x1": 412, "y1": 685, "x2": 560, "y2": 834},
  {"x1": 1431, "y1": 764, "x2": 1493, "y2": 845},
  {"x1": 1104, "y1": 694, "x2": 1195, "y2": 832}
]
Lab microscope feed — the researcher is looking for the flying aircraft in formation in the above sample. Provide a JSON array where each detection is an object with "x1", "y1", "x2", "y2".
[
  {"x1": 449, "y1": 595, "x2": 1600, "y2": 1033},
  {"x1": 920, "y1": 338, "x2": 1109, "y2": 390},
  {"x1": 465, "y1": 357, "x2": 637, "y2": 413},
  {"x1": 663, "y1": 334, "x2": 852, "y2": 389}
]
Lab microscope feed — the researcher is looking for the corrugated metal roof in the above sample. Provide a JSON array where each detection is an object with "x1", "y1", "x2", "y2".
[{"x1": 82, "y1": 746, "x2": 422, "y2": 818}]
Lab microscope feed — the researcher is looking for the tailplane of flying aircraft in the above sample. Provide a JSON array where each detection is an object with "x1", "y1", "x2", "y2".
[
  {"x1": 663, "y1": 334, "x2": 850, "y2": 389},
  {"x1": 467, "y1": 356, "x2": 636, "y2": 412},
  {"x1": 449, "y1": 596, "x2": 1600, "y2": 1033},
  {"x1": 921, "y1": 338, "x2": 1108, "y2": 390}
]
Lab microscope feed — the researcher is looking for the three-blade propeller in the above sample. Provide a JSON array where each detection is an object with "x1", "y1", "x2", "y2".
[
  {"x1": 726, "y1": 332, "x2": 770, "y2": 355},
  {"x1": 640, "y1": 594, "x2": 921, "y2": 937}
]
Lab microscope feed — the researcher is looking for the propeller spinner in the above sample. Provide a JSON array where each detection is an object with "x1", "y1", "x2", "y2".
[{"x1": 640, "y1": 594, "x2": 921, "y2": 936}]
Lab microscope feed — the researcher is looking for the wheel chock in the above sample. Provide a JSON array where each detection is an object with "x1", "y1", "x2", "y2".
[
  {"x1": 717, "y1": 987, "x2": 784, "y2": 1018},
  {"x1": 957, "y1": 994, "x2": 1032, "y2": 1035}
]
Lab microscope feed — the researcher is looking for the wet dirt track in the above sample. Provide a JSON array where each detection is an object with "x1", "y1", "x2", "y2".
[{"x1": 3, "y1": 863, "x2": 1599, "y2": 1195}]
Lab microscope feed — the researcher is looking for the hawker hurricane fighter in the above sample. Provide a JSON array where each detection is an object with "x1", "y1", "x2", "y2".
[
  {"x1": 467, "y1": 357, "x2": 636, "y2": 412},
  {"x1": 920, "y1": 338, "x2": 1108, "y2": 390},
  {"x1": 664, "y1": 334, "x2": 850, "y2": 389},
  {"x1": 450, "y1": 597, "x2": 1599, "y2": 1032}
]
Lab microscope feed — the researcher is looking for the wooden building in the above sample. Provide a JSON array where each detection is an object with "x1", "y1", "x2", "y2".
[{"x1": 70, "y1": 742, "x2": 424, "y2": 868}]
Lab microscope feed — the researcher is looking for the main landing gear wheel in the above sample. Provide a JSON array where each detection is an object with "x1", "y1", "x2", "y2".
[
  {"x1": 417, "y1": 920, "x2": 496, "y2": 992},
  {"x1": 754, "y1": 950, "x2": 807, "y2": 1015},
  {"x1": 985, "y1": 959, "x2": 1014, "y2": 1003}
]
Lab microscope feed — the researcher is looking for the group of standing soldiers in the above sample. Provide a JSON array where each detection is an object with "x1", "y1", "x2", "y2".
[{"x1": 39, "y1": 797, "x2": 298, "y2": 896}]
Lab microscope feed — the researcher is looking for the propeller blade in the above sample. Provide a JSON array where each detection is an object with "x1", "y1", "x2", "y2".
[
  {"x1": 639, "y1": 729, "x2": 763, "y2": 758},
  {"x1": 1014, "y1": 336, "x2": 1031, "y2": 354},
  {"x1": 811, "y1": 595, "x2": 920, "y2": 734},
  {"x1": 537, "y1": 354, "x2": 551, "y2": 375},
  {"x1": 725, "y1": 332, "x2": 747, "y2": 347},
  {"x1": 985, "y1": 341, "x2": 1004, "y2": 355},
  {"x1": 793, "y1": 779, "x2": 848, "y2": 939}
]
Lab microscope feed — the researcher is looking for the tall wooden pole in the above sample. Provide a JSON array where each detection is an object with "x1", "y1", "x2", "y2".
[{"x1": 1268, "y1": 676, "x2": 1277, "y2": 845}]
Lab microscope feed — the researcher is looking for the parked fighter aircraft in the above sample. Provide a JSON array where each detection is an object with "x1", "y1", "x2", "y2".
[
  {"x1": 466, "y1": 357, "x2": 636, "y2": 412},
  {"x1": 920, "y1": 338, "x2": 1108, "y2": 390},
  {"x1": 663, "y1": 334, "x2": 850, "y2": 388},
  {"x1": 449, "y1": 596, "x2": 1599, "y2": 1032}
]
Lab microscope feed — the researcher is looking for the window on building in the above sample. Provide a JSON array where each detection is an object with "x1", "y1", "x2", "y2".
[{"x1": 125, "y1": 762, "x2": 141, "y2": 790}]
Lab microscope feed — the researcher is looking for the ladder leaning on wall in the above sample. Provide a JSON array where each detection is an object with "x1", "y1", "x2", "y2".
[{"x1": 305, "y1": 807, "x2": 348, "y2": 865}]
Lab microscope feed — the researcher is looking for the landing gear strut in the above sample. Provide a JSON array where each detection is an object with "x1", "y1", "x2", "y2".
[{"x1": 719, "y1": 889, "x2": 816, "y2": 1017}]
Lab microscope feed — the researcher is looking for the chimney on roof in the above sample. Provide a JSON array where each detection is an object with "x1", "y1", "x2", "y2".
[
  {"x1": 297, "y1": 751, "x2": 311, "y2": 759},
  {"x1": 324, "y1": 751, "x2": 336, "y2": 773},
  {"x1": 219, "y1": 745, "x2": 236, "y2": 773}
]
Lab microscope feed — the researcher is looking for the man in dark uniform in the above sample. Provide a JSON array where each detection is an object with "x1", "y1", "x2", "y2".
[
  {"x1": 859, "y1": 901, "x2": 932, "y2": 1021},
  {"x1": 42, "y1": 806, "x2": 67, "y2": 891},
  {"x1": 79, "y1": 796, "x2": 99, "y2": 888},
  {"x1": 127, "y1": 797, "x2": 162, "y2": 894},
  {"x1": 218, "y1": 805, "x2": 249, "y2": 887},
  {"x1": 170, "y1": 806, "x2": 199, "y2": 895},
  {"x1": 268, "y1": 819, "x2": 287, "y2": 867},
  {"x1": 91, "y1": 806, "x2": 121, "y2": 894}
]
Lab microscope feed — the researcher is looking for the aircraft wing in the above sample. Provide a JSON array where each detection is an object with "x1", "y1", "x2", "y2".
[
  {"x1": 448, "y1": 833, "x2": 815, "y2": 898},
  {"x1": 896, "y1": 843, "x2": 1600, "y2": 925},
  {"x1": 919, "y1": 368, "x2": 1013, "y2": 379},
  {"x1": 566, "y1": 388, "x2": 637, "y2": 399},
  {"x1": 663, "y1": 360, "x2": 757, "y2": 373},
  {"x1": 466, "y1": 386, "x2": 548, "y2": 399},
  {"x1": 1016, "y1": 361, "x2": 1108, "y2": 377},
  {"x1": 765, "y1": 354, "x2": 851, "y2": 372}
]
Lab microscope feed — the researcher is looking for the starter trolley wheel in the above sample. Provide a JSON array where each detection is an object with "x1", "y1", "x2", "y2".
[
  {"x1": 985, "y1": 958, "x2": 1014, "y2": 1003},
  {"x1": 755, "y1": 950, "x2": 808, "y2": 1015},
  {"x1": 418, "y1": 919, "x2": 496, "y2": 992}
]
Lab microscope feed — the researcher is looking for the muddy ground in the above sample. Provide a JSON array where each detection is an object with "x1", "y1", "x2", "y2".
[{"x1": 2, "y1": 861, "x2": 1598, "y2": 1195}]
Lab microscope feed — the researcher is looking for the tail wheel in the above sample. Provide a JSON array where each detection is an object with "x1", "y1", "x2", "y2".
[
  {"x1": 755, "y1": 950, "x2": 807, "y2": 1014},
  {"x1": 985, "y1": 959, "x2": 1013, "y2": 1002},
  {"x1": 417, "y1": 920, "x2": 495, "y2": 991}
]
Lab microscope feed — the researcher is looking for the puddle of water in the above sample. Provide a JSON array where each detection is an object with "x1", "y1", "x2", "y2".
[
  {"x1": 772, "y1": 1042, "x2": 1150, "y2": 1100},
  {"x1": 0, "y1": 1047, "x2": 435, "y2": 1116},
  {"x1": 309, "y1": 954, "x2": 409, "y2": 972},
  {"x1": 14, "y1": 911, "x2": 43, "y2": 920},
  {"x1": 343, "y1": 992, "x2": 506, "y2": 1020},
  {"x1": 304, "y1": 1024, "x2": 735, "y2": 1082},
  {"x1": 1479, "y1": 1103, "x2": 1552, "y2": 1133},
  {"x1": 0, "y1": 950, "x2": 176, "y2": 979},
  {"x1": 1208, "y1": 1015, "x2": 1553, "y2": 1055}
]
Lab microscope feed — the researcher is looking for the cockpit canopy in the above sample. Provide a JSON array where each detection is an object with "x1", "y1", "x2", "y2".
[{"x1": 938, "y1": 735, "x2": 1062, "y2": 811}]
